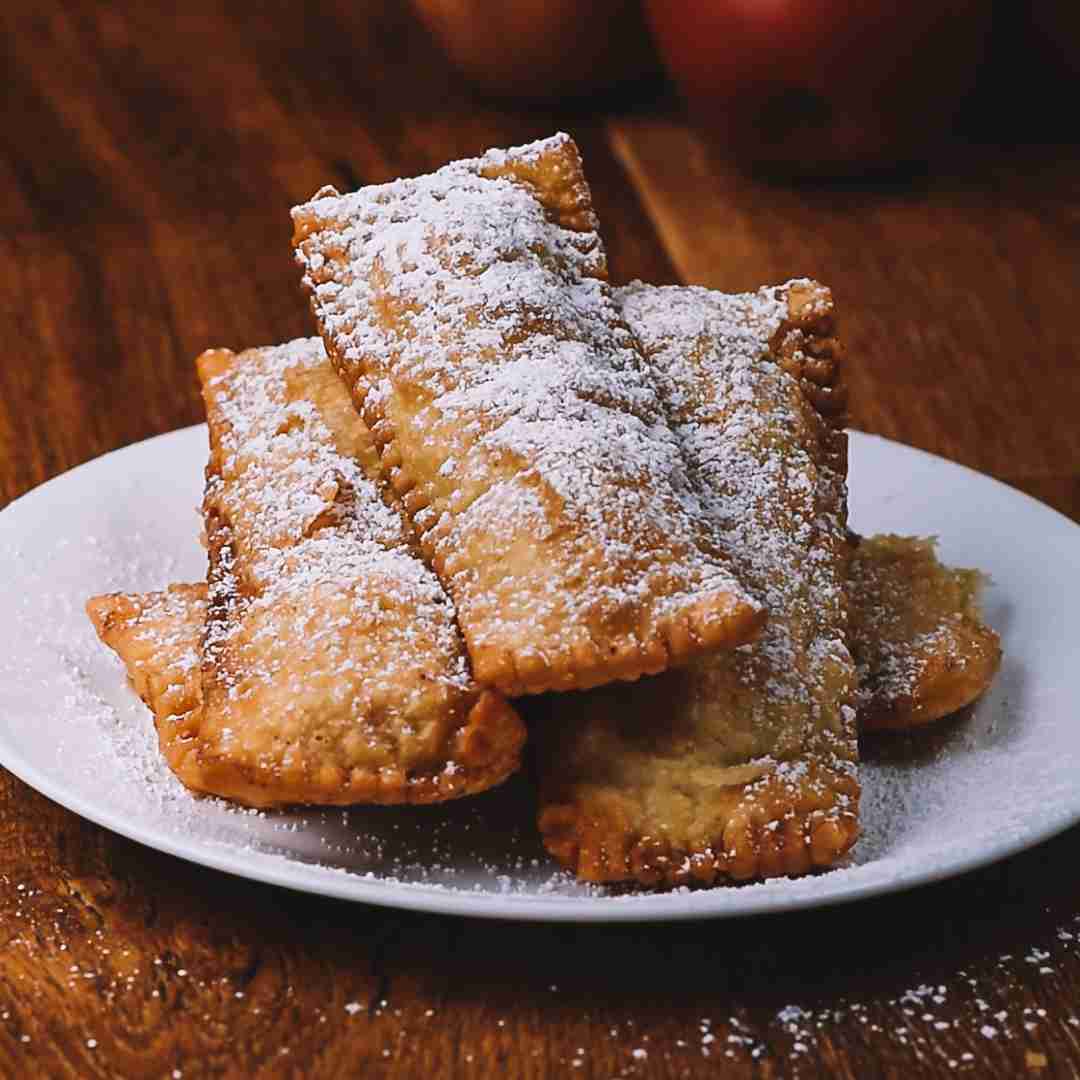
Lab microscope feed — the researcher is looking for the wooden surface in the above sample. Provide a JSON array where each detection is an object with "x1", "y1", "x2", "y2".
[{"x1": 3, "y1": 2, "x2": 1080, "y2": 1077}]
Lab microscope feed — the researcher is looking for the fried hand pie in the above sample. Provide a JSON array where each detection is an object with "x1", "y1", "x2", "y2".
[
  {"x1": 850, "y1": 533, "x2": 1001, "y2": 732},
  {"x1": 188, "y1": 338, "x2": 524, "y2": 807},
  {"x1": 537, "y1": 281, "x2": 859, "y2": 888},
  {"x1": 292, "y1": 134, "x2": 764, "y2": 696}
]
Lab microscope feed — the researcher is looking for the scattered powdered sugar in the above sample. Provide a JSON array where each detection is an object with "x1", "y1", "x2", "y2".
[
  {"x1": 0, "y1": 455, "x2": 1068, "y2": 1080},
  {"x1": 746, "y1": 937, "x2": 1078, "y2": 1072},
  {"x1": 551, "y1": 920, "x2": 1080, "y2": 1076},
  {"x1": 64, "y1": 648, "x2": 194, "y2": 814},
  {"x1": 0, "y1": 498, "x2": 1035, "y2": 915}
]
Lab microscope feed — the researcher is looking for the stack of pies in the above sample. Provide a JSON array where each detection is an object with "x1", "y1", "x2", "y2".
[{"x1": 87, "y1": 135, "x2": 1000, "y2": 889}]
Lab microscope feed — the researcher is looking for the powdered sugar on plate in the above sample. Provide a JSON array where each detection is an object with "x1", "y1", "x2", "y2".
[{"x1": 0, "y1": 427, "x2": 1077, "y2": 920}]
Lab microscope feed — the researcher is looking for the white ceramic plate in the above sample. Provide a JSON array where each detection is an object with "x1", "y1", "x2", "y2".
[{"x1": 1, "y1": 427, "x2": 1077, "y2": 922}]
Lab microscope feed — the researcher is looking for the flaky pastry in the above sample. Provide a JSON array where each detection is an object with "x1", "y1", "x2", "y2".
[
  {"x1": 92, "y1": 339, "x2": 525, "y2": 808},
  {"x1": 292, "y1": 134, "x2": 764, "y2": 697},
  {"x1": 850, "y1": 533, "x2": 1001, "y2": 731},
  {"x1": 537, "y1": 281, "x2": 859, "y2": 887}
]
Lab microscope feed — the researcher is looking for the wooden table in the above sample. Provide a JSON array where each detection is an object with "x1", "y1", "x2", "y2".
[{"x1": 3, "y1": 3, "x2": 1080, "y2": 1076}]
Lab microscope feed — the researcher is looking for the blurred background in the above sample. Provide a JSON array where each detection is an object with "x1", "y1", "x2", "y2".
[
  {"x1": 414, "y1": 0, "x2": 1079, "y2": 173},
  {"x1": 3, "y1": 0, "x2": 1078, "y2": 510}
]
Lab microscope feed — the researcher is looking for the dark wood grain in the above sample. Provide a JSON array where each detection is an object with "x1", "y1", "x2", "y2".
[
  {"x1": 3, "y1": 1, "x2": 1080, "y2": 1078},
  {"x1": 0, "y1": 0, "x2": 675, "y2": 507}
]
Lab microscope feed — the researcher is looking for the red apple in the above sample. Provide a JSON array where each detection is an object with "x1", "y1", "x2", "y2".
[
  {"x1": 644, "y1": 0, "x2": 993, "y2": 175},
  {"x1": 413, "y1": 0, "x2": 659, "y2": 101}
]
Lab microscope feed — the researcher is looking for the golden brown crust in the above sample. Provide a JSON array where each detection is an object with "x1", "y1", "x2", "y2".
[
  {"x1": 88, "y1": 582, "x2": 525, "y2": 808},
  {"x1": 535, "y1": 281, "x2": 860, "y2": 888},
  {"x1": 190, "y1": 339, "x2": 524, "y2": 807},
  {"x1": 773, "y1": 279, "x2": 848, "y2": 426},
  {"x1": 539, "y1": 764, "x2": 859, "y2": 887},
  {"x1": 86, "y1": 586, "x2": 216, "y2": 798},
  {"x1": 293, "y1": 134, "x2": 765, "y2": 697},
  {"x1": 850, "y1": 533, "x2": 1002, "y2": 733}
]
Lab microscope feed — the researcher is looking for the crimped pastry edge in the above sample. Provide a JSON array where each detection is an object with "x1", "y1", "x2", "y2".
[
  {"x1": 87, "y1": 587, "x2": 526, "y2": 808},
  {"x1": 538, "y1": 764, "x2": 860, "y2": 889}
]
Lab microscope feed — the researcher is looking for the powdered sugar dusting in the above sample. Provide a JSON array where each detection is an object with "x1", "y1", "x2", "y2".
[
  {"x1": 849, "y1": 534, "x2": 997, "y2": 717},
  {"x1": 535, "y1": 283, "x2": 856, "y2": 868},
  {"x1": 201, "y1": 338, "x2": 467, "y2": 692},
  {"x1": 182, "y1": 340, "x2": 529, "y2": 803},
  {"x1": 619, "y1": 281, "x2": 853, "y2": 757},
  {"x1": 293, "y1": 135, "x2": 759, "y2": 689}
]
